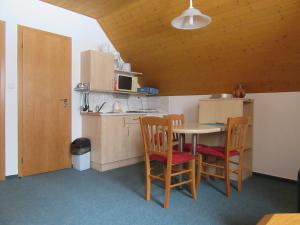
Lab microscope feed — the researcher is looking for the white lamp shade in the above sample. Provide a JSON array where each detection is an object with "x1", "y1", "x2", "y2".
[{"x1": 171, "y1": 7, "x2": 211, "y2": 30}]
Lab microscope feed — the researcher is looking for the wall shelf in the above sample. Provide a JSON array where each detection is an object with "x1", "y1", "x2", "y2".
[
  {"x1": 73, "y1": 85, "x2": 155, "y2": 96},
  {"x1": 114, "y1": 69, "x2": 142, "y2": 76},
  {"x1": 75, "y1": 88, "x2": 154, "y2": 96},
  {"x1": 74, "y1": 87, "x2": 89, "y2": 92}
]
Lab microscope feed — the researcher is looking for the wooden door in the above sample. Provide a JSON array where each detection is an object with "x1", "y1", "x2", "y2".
[
  {"x1": 0, "y1": 21, "x2": 5, "y2": 181},
  {"x1": 18, "y1": 26, "x2": 71, "y2": 177}
]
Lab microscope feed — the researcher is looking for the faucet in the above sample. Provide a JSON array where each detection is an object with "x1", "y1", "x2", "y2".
[{"x1": 96, "y1": 102, "x2": 107, "y2": 112}]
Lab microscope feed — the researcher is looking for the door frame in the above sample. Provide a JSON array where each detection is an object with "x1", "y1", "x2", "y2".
[
  {"x1": 18, "y1": 25, "x2": 72, "y2": 177},
  {"x1": 0, "y1": 21, "x2": 5, "y2": 181},
  {"x1": 18, "y1": 25, "x2": 24, "y2": 177}
]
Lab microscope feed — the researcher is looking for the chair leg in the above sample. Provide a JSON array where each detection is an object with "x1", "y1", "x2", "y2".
[
  {"x1": 189, "y1": 159, "x2": 197, "y2": 200},
  {"x1": 196, "y1": 154, "x2": 202, "y2": 189},
  {"x1": 163, "y1": 165, "x2": 166, "y2": 178},
  {"x1": 216, "y1": 160, "x2": 223, "y2": 177},
  {"x1": 204, "y1": 155, "x2": 210, "y2": 181},
  {"x1": 225, "y1": 158, "x2": 231, "y2": 197},
  {"x1": 145, "y1": 160, "x2": 151, "y2": 201},
  {"x1": 237, "y1": 155, "x2": 243, "y2": 192},
  {"x1": 164, "y1": 164, "x2": 172, "y2": 208}
]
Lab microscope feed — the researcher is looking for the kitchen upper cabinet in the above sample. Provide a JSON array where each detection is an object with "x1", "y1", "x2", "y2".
[
  {"x1": 82, "y1": 114, "x2": 144, "y2": 172},
  {"x1": 81, "y1": 50, "x2": 115, "y2": 91}
]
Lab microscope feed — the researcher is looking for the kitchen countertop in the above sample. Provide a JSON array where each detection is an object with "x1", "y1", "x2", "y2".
[{"x1": 80, "y1": 111, "x2": 165, "y2": 117}]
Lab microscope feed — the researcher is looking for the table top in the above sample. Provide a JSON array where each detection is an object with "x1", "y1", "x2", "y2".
[
  {"x1": 257, "y1": 214, "x2": 300, "y2": 225},
  {"x1": 173, "y1": 122, "x2": 225, "y2": 134}
]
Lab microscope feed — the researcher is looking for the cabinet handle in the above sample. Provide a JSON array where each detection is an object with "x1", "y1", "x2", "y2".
[{"x1": 127, "y1": 127, "x2": 130, "y2": 136}]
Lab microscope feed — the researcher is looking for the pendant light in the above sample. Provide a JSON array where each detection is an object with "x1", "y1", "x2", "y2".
[{"x1": 171, "y1": 0, "x2": 211, "y2": 30}]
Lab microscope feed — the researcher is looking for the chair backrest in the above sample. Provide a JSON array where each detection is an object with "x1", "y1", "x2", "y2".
[
  {"x1": 163, "y1": 114, "x2": 184, "y2": 142},
  {"x1": 225, "y1": 117, "x2": 249, "y2": 156},
  {"x1": 139, "y1": 116, "x2": 173, "y2": 162}
]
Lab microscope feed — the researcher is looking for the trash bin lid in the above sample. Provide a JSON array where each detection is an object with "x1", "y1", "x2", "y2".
[{"x1": 71, "y1": 138, "x2": 91, "y2": 155}]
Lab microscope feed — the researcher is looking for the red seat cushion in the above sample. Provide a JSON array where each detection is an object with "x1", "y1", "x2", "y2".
[
  {"x1": 173, "y1": 143, "x2": 193, "y2": 152},
  {"x1": 150, "y1": 151, "x2": 195, "y2": 164},
  {"x1": 197, "y1": 146, "x2": 240, "y2": 158},
  {"x1": 173, "y1": 143, "x2": 207, "y2": 152}
]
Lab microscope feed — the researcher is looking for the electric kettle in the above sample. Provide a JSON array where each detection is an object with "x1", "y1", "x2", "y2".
[{"x1": 112, "y1": 101, "x2": 123, "y2": 113}]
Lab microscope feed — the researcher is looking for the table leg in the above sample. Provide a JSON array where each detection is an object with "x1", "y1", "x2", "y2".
[
  {"x1": 179, "y1": 133, "x2": 184, "y2": 152},
  {"x1": 191, "y1": 134, "x2": 200, "y2": 189},
  {"x1": 192, "y1": 134, "x2": 197, "y2": 155},
  {"x1": 178, "y1": 133, "x2": 184, "y2": 189}
]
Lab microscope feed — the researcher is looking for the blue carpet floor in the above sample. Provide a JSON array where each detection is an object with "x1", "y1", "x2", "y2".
[{"x1": 0, "y1": 163, "x2": 297, "y2": 225}]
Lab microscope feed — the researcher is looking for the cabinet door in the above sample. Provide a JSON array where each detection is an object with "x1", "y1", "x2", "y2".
[
  {"x1": 100, "y1": 116, "x2": 129, "y2": 164},
  {"x1": 81, "y1": 50, "x2": 115, "y2": 91},
  {"x1": 215, "y1": 100, "x2": 243, "y2": 123},
  {"x1": 124, "y1": 116, "x2": 144, "y2": 158},
  {"x1": 199, "y1": 101, "x2": 217, "y2": 123},
  {"x1": 199, "y1": 99, "x2": 243, "y2": 123},
  {"x1": 100, "y1": 116, "x2": 144, "y2": 164},
  {"x1": 128, "y1": 123, "x2": 144, "y2": 158},
  {"x1": 82, "y1": 116, "x2": 102, "y2": 164}
]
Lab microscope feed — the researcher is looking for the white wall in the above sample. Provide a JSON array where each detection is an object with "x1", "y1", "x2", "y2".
[
  {"x1": 248, "y1": 92, "x2": 300, "y2": 180},
  {"x1": 0, "y1": 0, "x2": 117, "y2": 175},
  {"x1": 167, "y1": 92, "x2": 300, "y2": 180}
]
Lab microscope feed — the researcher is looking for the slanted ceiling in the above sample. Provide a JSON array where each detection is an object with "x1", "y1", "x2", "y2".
[{"x1": 42, "y1": 0, "x2": 300, "y2": 95}]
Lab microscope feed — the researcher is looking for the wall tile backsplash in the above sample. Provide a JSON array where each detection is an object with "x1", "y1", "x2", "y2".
[
  {"x1": 88, "y1": 93, "x2": 150, "y2": 113},
  {"x1": 147, "y1": 96, "x2": 170, "y2": 113}
]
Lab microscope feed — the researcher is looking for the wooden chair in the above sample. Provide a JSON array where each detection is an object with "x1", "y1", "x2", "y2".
[
  {"x1": 196, "y1": 117, "x2": 249, "y2": 197},
  {"x1": 163, "y1": 114, "x2": 184, "y2": 142},
  {"x1": 164, "y1": 114, "x2": 194, "y2": 151},
  {"x1": 139, "y1": 116, "x2": 197, "y2": 208}
]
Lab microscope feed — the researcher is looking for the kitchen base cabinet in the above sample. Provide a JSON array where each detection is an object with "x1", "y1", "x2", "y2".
[
  {"x1": 82, "y1": 114, "x2": 144, "y2": 172},
  {"x1": 91, "y1": 156, "x2": 144, "y2": 172},
  {"x1": 198, "y1": 98, "x2": 254, "y2": 181}
]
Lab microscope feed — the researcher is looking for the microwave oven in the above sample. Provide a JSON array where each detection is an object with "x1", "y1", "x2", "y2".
[{"x1": 115, "y1": 74, "x2": 138, "y2": 92}]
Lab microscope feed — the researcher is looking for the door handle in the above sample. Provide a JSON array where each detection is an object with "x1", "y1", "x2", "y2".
[{"x1": 59, "y1": 99, "x2": 69, "y2": 108}]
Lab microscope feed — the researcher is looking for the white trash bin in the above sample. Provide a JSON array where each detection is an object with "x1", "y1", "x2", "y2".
[
  {"x1": 71, "y1": 138, "x2": 91, "y2": 171},
  {"x1": 72, "y1": 151, "x2": 90, "y2": 171}
]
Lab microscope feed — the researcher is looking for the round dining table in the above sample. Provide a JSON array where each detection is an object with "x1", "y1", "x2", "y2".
[{"x1": 173, "y1": 122, "x2": 226, "y2": 155}]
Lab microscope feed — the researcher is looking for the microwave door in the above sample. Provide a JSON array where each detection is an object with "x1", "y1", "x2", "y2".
[{"x1": 118, "y1": 76, "x2": 132, "y2": 91}]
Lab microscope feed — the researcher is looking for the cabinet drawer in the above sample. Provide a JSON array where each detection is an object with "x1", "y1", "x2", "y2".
[{"x1": 123, "y1": 116, "x2": 140, "y2": 125}]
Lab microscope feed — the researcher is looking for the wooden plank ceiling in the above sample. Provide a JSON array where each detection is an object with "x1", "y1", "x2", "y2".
[{"x1": 42, "y1": 0, "x2": 300, "y2": 95}]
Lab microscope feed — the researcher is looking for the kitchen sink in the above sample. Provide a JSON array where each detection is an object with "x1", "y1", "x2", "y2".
[{"x1": 126, "y1": 109, "x2": 159, "y2": 113}]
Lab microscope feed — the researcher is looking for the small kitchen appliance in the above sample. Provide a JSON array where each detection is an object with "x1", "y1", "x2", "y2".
[
  {"x1": 112, "y1": 101, "x2": 123, "y2": 113},
  {"x1": 115, "y1": 74, "x2": 138, "y2": 92}
]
